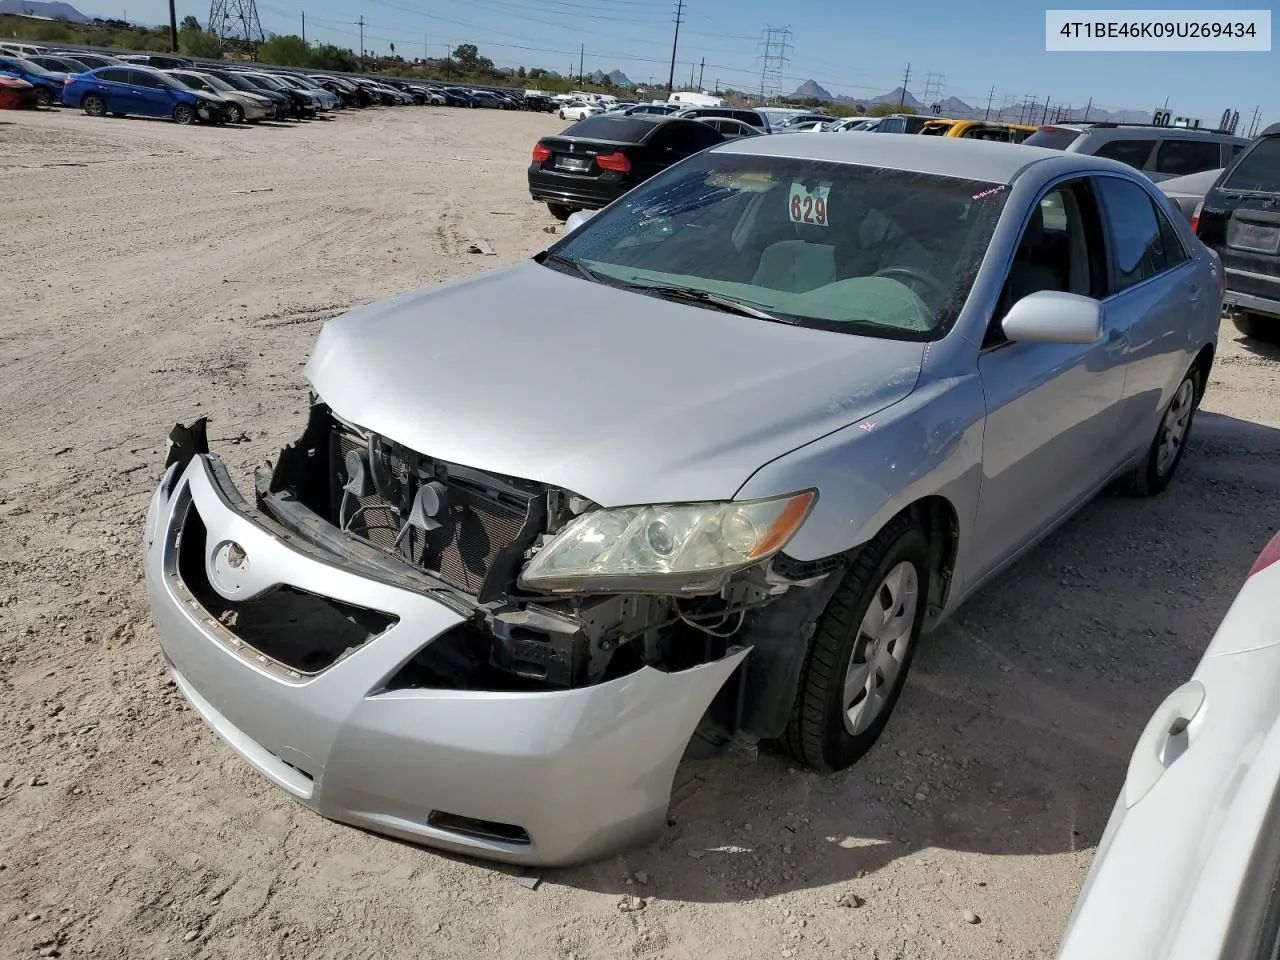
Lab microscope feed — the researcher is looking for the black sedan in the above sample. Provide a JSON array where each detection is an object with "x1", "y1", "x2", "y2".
[{"x1": 528, "y1": 114, "x2": 724, "y2": 220}]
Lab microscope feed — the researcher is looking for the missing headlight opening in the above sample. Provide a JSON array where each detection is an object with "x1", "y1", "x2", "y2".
[{"x1": 253, "y1": 402, "x2": 840, "y2": 738}]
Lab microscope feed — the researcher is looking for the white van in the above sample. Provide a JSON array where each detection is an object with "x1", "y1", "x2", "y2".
[{"x1": 668, "y1": 91, "x2": 726, "y2": 108}]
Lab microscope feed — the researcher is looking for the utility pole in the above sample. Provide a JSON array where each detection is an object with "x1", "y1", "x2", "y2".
[
  {"x1": 167, "y1": 0, "x2": 177, "y2": 52},
  {"x1": 899, "y1": 62, "x2": 910, "y2": 106},
  {"x1": 1041, "y1": 97, "x2": 1050, "y2": 124},
  {"x1": 301, "y1": 10, "x2": 306, "y2": 44},
  {"x1": 666, "y1": 0, "x2": 684, "y2": 95},
  {"x1": 1081, "y1": 96, "x2": 1091, "y2": 121},
  {"x1": 1025, "y1": 96, "x2": 1036, "y2": 124},
  {"x1": 357, "y1": 16, "x2": 365, "y2": 70},
  {"x1": 983, "y1": 85, "x2": 994, "y2": 120},
  {"x1": 578, "y1": 42, "x2": 583, "y2": 84},
  {"x1": 689, "y1": 61, "x2": 694, "y2": 88},
  {"x1": 713, "y1": 76, "x2": 718, "y2": 94},
  {"x1": 697, "y1": 56, "x2": 704, "y2": 91},
  {"x1": 1248, "y1": 104, "x2": 1261, "y2": 137}
]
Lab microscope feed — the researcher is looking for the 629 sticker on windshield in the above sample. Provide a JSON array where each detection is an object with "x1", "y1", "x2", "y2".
[{"x1": 789, "y1": 183, "x2": 831, "y2": 226}]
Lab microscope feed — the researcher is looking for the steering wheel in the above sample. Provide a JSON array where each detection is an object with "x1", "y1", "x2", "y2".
[{"x1": 872, "y1": 265, "x2": 948, "y2": 300}]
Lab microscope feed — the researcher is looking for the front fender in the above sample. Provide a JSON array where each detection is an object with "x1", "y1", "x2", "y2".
[{"x1": 735, "y1": 373, "x2": 985, "y2": 576}]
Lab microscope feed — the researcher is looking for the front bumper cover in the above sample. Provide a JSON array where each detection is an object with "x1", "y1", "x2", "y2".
[{"x1": 144, "y1": 451, "x2": 747, "y2": 866}]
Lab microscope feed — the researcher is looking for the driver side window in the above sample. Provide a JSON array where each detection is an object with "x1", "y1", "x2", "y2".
[{"x1": 985, "y1": 178, "x2": 1106, "y2": 347}]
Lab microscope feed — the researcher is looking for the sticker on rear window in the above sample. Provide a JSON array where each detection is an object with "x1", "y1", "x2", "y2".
[{"x1": 789, "y1": 182, "x2": 830, "y2": 226}]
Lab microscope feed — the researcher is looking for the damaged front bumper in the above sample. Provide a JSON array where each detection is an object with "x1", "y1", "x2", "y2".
[{"x1": 143, "y1": 446, "x2": 748, "y2": 866}]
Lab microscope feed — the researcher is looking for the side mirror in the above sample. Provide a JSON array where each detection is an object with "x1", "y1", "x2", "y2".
[
  {"x1": 1001, "y1": 290, "x2": 1103, "y2": 345},
  {"x1": 564, "y1": 209, "x2": 597, "y2": 233}
]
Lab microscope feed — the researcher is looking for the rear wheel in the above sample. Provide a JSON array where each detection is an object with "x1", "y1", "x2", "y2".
[
  {"x1": 34, "y1": 87, "x2": 52, "y2": 108},
  {"x1": 781, "y1": 514, "x2": 930, "y2": 771},
  {"x1": 547, "y1": 203, "x2": 575, "y2": 222},
  {"x1": 172, "y1": 102, "x2": 195, "y2": 125},
  {"x1": 81, "y1": 93, "x2": 106, "y2": 117},
  {"x1": 1127, "y1": 366, "x2": 1201, "y2": 497},
  {"x1": 227, "y1": 103, "x2": 244, "y2": 124},
  {"x1": 1232, "y1": 311, "x2": 1280, "y2": 343}
]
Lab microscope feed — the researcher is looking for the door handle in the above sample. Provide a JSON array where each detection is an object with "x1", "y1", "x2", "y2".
[
  {"x1": 1124, "y1": 679, "x2": 1205, "y2": 807},
  {"x1": 1188, "y1": 282, "x2": 1201, "y2": 302}
]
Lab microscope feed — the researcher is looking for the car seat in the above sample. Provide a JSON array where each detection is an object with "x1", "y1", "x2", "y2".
[{"x1": 750, "y1": 222, "x2": 837, "y2": 293}]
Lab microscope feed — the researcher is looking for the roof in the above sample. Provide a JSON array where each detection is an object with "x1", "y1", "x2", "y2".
[{"x1": 715, "y1": 132, "x2": 1085, "y2": 184}]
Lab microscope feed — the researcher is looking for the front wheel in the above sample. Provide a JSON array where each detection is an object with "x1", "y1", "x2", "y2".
[
  {"x1": 1127, "y1": 366, "x2": 1201, "y2": 497},
  {"x1": 82, "y1": 93, "x2": 106, "y2": 117},
  {"x1": 227, "y1": 103, "x2": 244, "y2": 124},
  {"x1": 34, "y1": 87, "x2": 52, "y2": 107},
  {"x1": 172, "y1": 103, "x2": 195, "y2": 125},
  {"x1": 781, "y1": 514, "x2": 930, "y2": 772}
]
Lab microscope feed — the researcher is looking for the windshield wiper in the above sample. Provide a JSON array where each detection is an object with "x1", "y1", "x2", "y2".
[
  {"x1": 542, "y1": 252, "x2": 608, "y2": 285},
  {"x1": 628, "y1": 283, "x2": 796, "y2": 323}
]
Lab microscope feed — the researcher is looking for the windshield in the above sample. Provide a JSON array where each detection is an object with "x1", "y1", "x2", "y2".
[
  {"x1": 1224, "y1": 137, "x2": 1280, "y2": 193},
  {"x1": 548, "y1": 151, "x2": 1007, "y2": 340},
  {"x1": 1022, "y1": 128, "x2": 1081, "y2": 150},
  {"x1": 195, "y1": 72, "x2": 235, "y2": 92},
  {"x1": 245, "y1": 74, "x2": 283, "y2": 90}
]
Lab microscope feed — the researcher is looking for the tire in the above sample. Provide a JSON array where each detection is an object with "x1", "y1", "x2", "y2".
[
  {"x1": 34, "y1": 87, "x2": 52, "y2": 108},
  {"x1": 1127, "y1": 366, "x2": 1201, "y2": 497},
  {"x1": 559, "y1": 110, "x2": 566, "y2": 119},
  {"x1": 547, "y1": 203, "x2": 575, "y2": 222},
  {"x1": 81, "y1": 93, "x2": 106, "y2": 117},
  {"x1": 781, "y1": 514, "x2": 930, "y2": 772},
  {"x1": 1232, "y1": 311, "x2": 1280, "y2": 343},
  {"x1": 227, "y1": 103, "x2": 244, "y2": 124},
  {"x1": 172, "y1": 102, "x2": 195, "y2": 125}
]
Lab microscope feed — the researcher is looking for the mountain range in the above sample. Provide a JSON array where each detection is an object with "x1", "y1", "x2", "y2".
[
  {"x1": 587, "y1": 68, "x2": 632, "y2": 87},
  {"x1": 0, "y1": 0, "x2": 91, "y2": 21},
  {"x1": 789, "y1": 78, "x2": 1151, "y2": 124}
]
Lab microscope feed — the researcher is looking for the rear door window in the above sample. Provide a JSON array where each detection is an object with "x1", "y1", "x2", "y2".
[
  {"x1": 1154, "y1": 138, "x2": 1224, "y2": 177},
  {"x1": 1095, "y1": 176, "x2": 1183, "y2": 291},
  {"x1": 97, "y1": 68, "x2": 129, "y2": 83},
  {"x1": 1224, "y1": 137, "x2": 1280, "y2": 193},
  {"x1": 1093, "y1": 139, "x2": 1156, "y2": 170}
]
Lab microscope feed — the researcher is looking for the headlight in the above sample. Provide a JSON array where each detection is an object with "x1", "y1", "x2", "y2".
[{"x1": 518, "y1": 491, "x2": 815, "y2": 593}]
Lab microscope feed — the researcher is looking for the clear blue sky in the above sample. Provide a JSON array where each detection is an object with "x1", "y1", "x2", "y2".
[{"x1": 97, "y1": 0, "x2": 1274, "y2": 126}]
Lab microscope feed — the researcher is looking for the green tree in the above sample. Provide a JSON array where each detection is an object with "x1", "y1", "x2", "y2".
[
  {"x1": 180, "y1": 15, "x2": 200, "y2": 31},
  {"x1": 516, "y1": 65, "x2": 526, "y2": 79},
  {"x1": 178, "y1": 27, "x2": 223, "y2": 58},
  {"x1": 30, "y1": 19, "x2": 72, "y2": 41},
  {"x1": 452, "y1": 42, "x2": 479, "y2": 71},
  {"x1": 869, "y1": 102, "x2": 917, "y2": 117},
  {"x1": 308, "y1": 43, "x2": 356, "y2": 71},
  {"x1": 258, "y1": 33, "x2": 310, "y2": 66}
]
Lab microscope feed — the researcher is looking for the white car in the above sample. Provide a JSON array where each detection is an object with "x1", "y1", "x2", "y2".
[
  {"x1": 1058, "y1": 527, "x2": 1280, "y2": 959},
  {"x1": 559, "y1": 100, "x2": 603, "y2": 121}
]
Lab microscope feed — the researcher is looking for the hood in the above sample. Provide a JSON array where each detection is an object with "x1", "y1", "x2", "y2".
[{"x1": 306, "y1": 261, "x2": 924, "y2": 507}]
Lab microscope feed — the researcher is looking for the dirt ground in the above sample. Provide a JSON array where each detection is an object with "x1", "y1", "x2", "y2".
[{"x1": 0, "y1": 105, "x2": 1277, "y2": 960}]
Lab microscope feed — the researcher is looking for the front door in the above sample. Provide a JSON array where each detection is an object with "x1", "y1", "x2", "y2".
[
  {"x1": 127, "y1": 69, "x2": 173, "y2": 118},
  {"x1": 968, "y1": 177, "x2": 1128, "y2": 587}
]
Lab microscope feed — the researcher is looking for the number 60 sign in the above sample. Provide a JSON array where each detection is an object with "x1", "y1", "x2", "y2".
[{"x1": 788, "y1": 182, "x2": 831, "y2": 226}]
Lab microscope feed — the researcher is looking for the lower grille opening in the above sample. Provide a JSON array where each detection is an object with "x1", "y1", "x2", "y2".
[
  {"x1": 386, "y1": 622, "x2": 577, "y2": 693},
  {"x1": 427, "y1": 810, "x2": 531, "y2": 845},
  {"x1": 178, "y1": 506, "x2": 397, "y2": 675}
]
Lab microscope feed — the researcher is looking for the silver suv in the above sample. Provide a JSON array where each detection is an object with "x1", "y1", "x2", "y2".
[{"x1": 1024, "y1": 122, "x2": 1250, "y2": 182}]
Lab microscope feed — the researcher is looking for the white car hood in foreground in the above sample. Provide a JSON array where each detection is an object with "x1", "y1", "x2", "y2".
[
  {"x1": 305, "y1": 261, "x2": 925, "y2": 508},
  {"x1": 1058, "y1": 547, "x2": 1280, "y2": 960}
]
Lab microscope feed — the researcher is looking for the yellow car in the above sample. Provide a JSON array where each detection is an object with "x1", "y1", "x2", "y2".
[{"x1": 920, "y1": 119, "x2": 1038, "y2": 142}]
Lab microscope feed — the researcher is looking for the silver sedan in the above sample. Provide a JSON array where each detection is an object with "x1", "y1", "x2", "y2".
[{"x1": 145, "y1": 133, "x2": 1222, "y2": 866}]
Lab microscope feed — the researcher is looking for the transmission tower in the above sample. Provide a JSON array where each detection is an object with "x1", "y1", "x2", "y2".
[
  {"x1": 922, "y1": 72, "x2": 944, "y2": 113},
  {"x1": 208, "y1": 0, "x2": 264, "y2": 52},
  {"x1": 757, "y1": 25, "x2": 791, "y2": 101}
]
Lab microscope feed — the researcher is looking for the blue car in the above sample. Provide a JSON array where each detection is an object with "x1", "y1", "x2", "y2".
[
  {"x1": 61, "y1": 65, "x2": 228, "y2": 124},
  {"x1": 0, "y1": 55, "x2": 65, "y2": 107}
]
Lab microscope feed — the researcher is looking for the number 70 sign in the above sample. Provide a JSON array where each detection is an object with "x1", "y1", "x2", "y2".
[{"x1": 788, "y1": 182, "x2": 831, "y2": 226}]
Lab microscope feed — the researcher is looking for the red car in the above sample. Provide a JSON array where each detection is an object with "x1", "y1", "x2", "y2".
[{"x1": 0, "y1": 75, "x2": 37, "y2": 109}]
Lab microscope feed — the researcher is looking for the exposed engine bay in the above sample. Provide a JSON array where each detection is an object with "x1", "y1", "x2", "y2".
[{"x1": 204, "y1": 401, "x2": 845, "y2": 742}]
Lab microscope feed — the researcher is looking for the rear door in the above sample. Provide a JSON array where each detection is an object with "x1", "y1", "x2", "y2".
[
  {"x1": 128, "y1": 69, "x2": 172, "y2": 117},
  {"x1": 1199, "y1": 136, "x2": 1280, "y2": 312},
  {"x1": 92, "y1": 66, "x2": 133, "y2": 112},
  {"x1": 1092, "y1": 174, "x2": 1203, "y2": 457}
]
